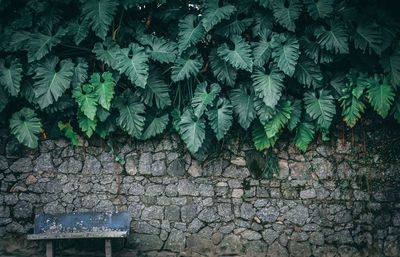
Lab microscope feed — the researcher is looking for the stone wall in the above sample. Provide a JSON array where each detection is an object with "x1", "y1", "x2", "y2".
[{"x1": 0, "y1": 134, "x2": 399, "y2": 257}]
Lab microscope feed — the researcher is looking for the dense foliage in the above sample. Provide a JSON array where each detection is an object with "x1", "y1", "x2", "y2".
[{"x1": 1, "y1": 0, "x2": 400, "y2": 159}]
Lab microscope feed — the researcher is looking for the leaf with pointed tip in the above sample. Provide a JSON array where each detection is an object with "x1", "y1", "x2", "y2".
[
  {"x1": 303, "y1": 0, "x2": 333, "y2": 20},
  {"x1": 0, "y1": 57, "x2": 23, "y2": 96},
  {"x1": 10, "y1": 108, "x2": 42, "y2": 148},
  {"x1": 382, "y1": 45, "x2": 400, "y2": 88},
  {"x1": 139, "y1": 68, "x2": 171, "y2": 109},
  {"x1": 179, "y1": 109, "x2": 205, "y2": 154},
  {"x1": 304, "y1": 89, "x2": 336, "y2": 129},
  {"x1": 58, "y1": 121, "x2": 79, "y2": 146},
  {"x1": 115, "y1": 89, "x2": 146, "y2": 138},
  {"x1": 192, "y1": 82, "x2": 221, "y2": 118},
  {"x1": 93, "y1": 38, "x2": 121, "y2": 69},
  {"x1": 252, "y1": 68, "x2": 284, "y2": 109},
  {"x1": 271, "y1": 0, "x2": 302, "y2": 32},
  {"x1": 209, "y1": 49, "x2": 237, "y2": 87},
  {"x1": 253, "y1": 30, "x2": 272, "y2": 67},
  {"x1": 90, "y1": 72, "x2": 115, "y2": 110},
  {"x1": 207, "y1": 98, "x2": 233, "y2": 140},
  {"x1": 72, "y1": 84, "x2": 98, "y2": 120},
  {"x1": 171, "y1": 49, "x2": 203, "y2": 82},
  {"x1": 252, "y1": 121, "x2": 278, "y2": 151},
  {"x1": 115, "y1": 43, "x2": 149, "y2": 88},
  {"x1": 139, "y1": 34, "x2": 178, "y2": 63},
  {"x1": 141, "y1": 113, "x2": 169, "y2": 140},
  {"x1": 367, "y1": 75, "x2": 395, "y2": 118},
  {"x1": 229, "y1": 87, "x2": 256, "y2": 129},
  {"x1": 287, "y1": 99, "x2": 302, "y2": 130},
  {"x1": 202, "y1": 0, "x2": 236, "y2": 32},
  {"x1": 271, "y1": 34, "x2": 300, "y2": 77},
  {"x1": 264, "y1": 100, "x2": 292, "y2": 138},
  {"x1": 217, "y1": 35, "x2": 253, "y2": 72},
  {"x1": 27, "y1": 26, "x2": 67, "y2": 62},
  {"x1": 353, "y1": 21, "x2": 382, "y2": 55},
  {"x1": 77, "y1": 111, "x2": 97, "y2": 137},
  {"x1": 294, "y1": 122, "x2": 315, "y2": 152},
  {"x1": 177, "y1": 15, "x2": 206, "y2": 53},
  {"x1": 81, "y1": 0, "x2": 118, "y2": 40},
  {"x1": 68, "y1": 19, "x2": 90, "y2": 45},
  {"x1": 215, "y1": 17, "x2": 253, "y2": 38},
  {"x1": 340, "y1": 94, "x2": 365, "y2": 128},
  {"x1": 315, "y1": 20, "x2": 349, "y2": 54},
  {"x1": 34, "y1": 56, "x2": 74, "y2": 109},
  {"x1": 294, "y1": 55, "x2": 323, "y2": 88},
  {"x1": 71, "y1": 58, "x2": 88, "y2": 88}
]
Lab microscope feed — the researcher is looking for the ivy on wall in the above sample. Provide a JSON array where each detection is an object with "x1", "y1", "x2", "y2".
[{"x1": 0, "y1": 0, "x2": 399, "y2": 159}]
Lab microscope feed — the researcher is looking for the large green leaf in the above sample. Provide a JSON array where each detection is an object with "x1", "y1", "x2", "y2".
[
  {"x1": 353, "y1": 21, "x2": 382, "y2": 55},
  {"x1": 171, "y1": 49, "x2": 203, "y2": 82},
  {"x1": 207, "y1": 98, "x2": 233, "y2": 140},
  {"x1": 67, "y1": 18, "x2": 90, "y2": 45},
  {"x1": 303, "y1": 0, "x2": 333, "y2": 20},
  {"x1": 252, "y1": 68, "x2": 284, "y2": 109},
  {"x1": 0, "y1": 87, "x2": 8, "y2": 112},
  {"x1": 77, "y1": 111, "x2": 97, "y2": 137},
  {"x1": 217, "y1": 35, "x2": 253, "y2": 72},
  {"x1": 177, "y1": 15, "x2": 206, "y2": 53},
  {"x1": 340, "y1": 94, "x2": 366, "y2": 128},
  {"x1": 139, "y1": 34, "x2": 178, "y2": 63},
  {"x1": 287, "y1": 99, "x2": 302, "y2": 130},
  {"x1": 71, "y1": 58, "x2": 88, "y2": 88},
  {"x1": 58, "y1": 121, "x2": 79, "y2": 146},
  {"x1": 202, "y1": 0, "x2": 236, "y2": 32},
  {"x1": 229, "y1": 86, "x2": 256, "y2": 129},
  {"x1": 252, "y1": 121, "x2": 278, "y2": 151},
  {"x1": 115, "y1": 43, "x2": 149, "y2": 88},
  {"x1": 81, "y1": 0, "x2": 118, "y2": 40},
  {"x1": 192, "y1": 82, "x2": 221, "y2": 118},
  {"x1": 92, "y1": 38, "x2": 120, "y2": 69},
  {"x1": 34, "y1": 56, "x2": 74, "y2": 109},
  {"x1": 271, "y1": 0, "x2": 302, "y2": 32},
  {"x1": 179, "y1": 109, "x2": 206, "y2": 153},
  {"x1": 294, "y1": 55, "x2": 323, "y2": 88},
  {"x1": 294, "y1": 122, "x2": 315, "y2": 152},
  {"x1": 209, "y1": 49, "x2": 237, "y2": 87},
  {"x1": 253, "y1": 29, "x2": 272, "y2": 67},
  {"x1": 304, "y1": 89, "x2": 336, "y2": 129},
  {"x1": 10, "y1": 108, "x2": 42, "y2": 148},
  {"x1": 0, "y1": 57, "x2": 23, "y2": 96},
  {"x1": 264, "y1": 100, "x2": 292, "y2": 138},
  {"x1": 367, "y1": 75, "x2": 395, "y2": 118},
  {"x1": 141, "y1": 113, "x2": 169, "y2": 140},
  {"x1": 215, "y1": 17, "x2": 253, "y2": 38},
  {"x1": 381, "y1": 44, "x2": 400, "y2": 88},
  {"x1": 139, "y1": 68, "x2": 171, "y2": 109},
  {"x1": 73, "y1": 84, "x2": 98, "y2": 121},
  {"x1": 91, "y1": 72, "x2": 115, "y2": 110},
  {"x1": 271, "y1": 34, "x2": 300, "y2": 77},
  {"x1": 315, "y1": 20, "x2": 349, "y2": 54},
  {"x1": 115, "y1": 89, "x2": 146, "y2": 138},
  {"x1": 26, "y1": 26, "x2": 67, "y2": 62}
]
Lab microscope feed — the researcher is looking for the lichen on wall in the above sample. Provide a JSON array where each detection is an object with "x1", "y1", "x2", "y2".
[{"x1": 0, "y1": 133, "x2": 399, "y2": 257}]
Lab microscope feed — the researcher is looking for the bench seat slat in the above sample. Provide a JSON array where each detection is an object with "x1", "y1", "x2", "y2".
[{"x1": 27, "y1": 231, "x2": 128, "y2": 240}]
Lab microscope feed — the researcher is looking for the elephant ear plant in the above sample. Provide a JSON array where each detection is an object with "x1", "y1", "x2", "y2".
[{"x1": 0, "y1": 0, "x2": 399, "y2": 160}]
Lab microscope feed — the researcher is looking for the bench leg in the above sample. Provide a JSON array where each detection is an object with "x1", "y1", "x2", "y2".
[
  {"x1": 46, "y1": 241, "x2": 54, "y2": 257},
  {"x1": 105, "y1": 239, "x2": 112, "y2": 257}
]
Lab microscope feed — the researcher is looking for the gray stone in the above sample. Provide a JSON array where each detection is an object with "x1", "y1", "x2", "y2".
[
  {"x1": 125, "y1": 154, "x2": 138, "y2": 176},
  {"x1": 222, "y1": 165, "x2": 250, "y2": 178},
  {"x1": 198, "y1": 184, "x2": 214, "y2": 197},
  {"x1": 181, "y1": 204, "x2": 198, "y2": 223},
  {"x1": 10, "y1": 158, "x2": 32, "y2": 173},
  {"x1": 217, "y1": 235, "x2": 243, "y2": 255},
  {"x1": 186, "y1": 234, "x2": 213, "y2": 254},
  {"x1": 288, "y1": 241, "x2": 311, "y2": 257},
  {"x1": 128, "y1": 233, "x2": 163, "y2": 251},
  {"x1": 34, "y1": 153, "x2": 53, "y2": 172},
  {"x1": 44, "y1": 201, "x2": 65, "y2": 214},
  {"x1": 129, "y1": 183, "x2": 145, "y2": 195},
  {"x1": 177, "y1": 179, "x2": 198, "y2": 196},
  {"x1": 0, "y1": 156, "x2": 8, "y2": 170},
  {"x1": 188, "y1": 218, "x2": 204, "y2": 233},
  {"x1": 58, "y1": 158, "x2": 83, "y2": 174},
  {"x1": 300, "y1": 188, "x2": 316, "y2": 199},
  {"x1": 188, "y1": 160, "x2": 201, "y2": 177},
  {"x1": 262, "y1": 228, "x2": 280, "y2": 244},
  {"x1": 312, "y1": 158, "x2": 333, "y2": 179},
  {"x1": 164, "y1": 229, "x2": 186, "y2": 252},
  {"x1": 285, "y1": 205, "x2": 309, "y2": 225},
  {"x1": 334, "y1": 210, "x2": 352, "y2": 223},
  {"x1": 0, "y1": 206, "x2": 10, "y2": 218},
  {"x1": 13, "y1": 201, "x2": 32, "y2": 219},
  {"x1": 142, "y1": 206, "x2": 163, "y2": 220},
  {"x1": 217, "y1": 203, "x2": 234, "y2": 222},
  {"x1": 134, "y1": 221, "x2": 160, "y2": 234},
  {"x1": 267, "y1": 241, "x2": 288, "y2": 257},
  {"x1": 145, "y1": 184, "x2": 164, "y2": 196},
  {"x1": 325, "y1": 230, "x2": 353, "y2": 244},
  {"x1": 240, "y1": 202, "x2": 255, "y2": 220},
  {"x1": 151, "y1": 161, "x2": 166, "y2": 176},
  {"x1": 241, "y1": 230, "x2": 262, "y2": 240},
  {"x1": 82, "y1": 156, "x2": 101, "y2": 173},
  {"x1": 257, "y1": 206, "x2": 279, "y2": 223},
  {"x1": 167, "y1": 159, "x2": 185, "y2": 177},
  {"x1": 198, "y1": 207, "x2": 219, "y2": 223},
  {"x1": 165, "y1": 206, "x2": 180, "y2": 221},
  {"x1": 310, "y1": 231, "x2": 324, "y2": 245},
  {"x1": 138, "y1": 153, "x2": 152, "y2": 175}
]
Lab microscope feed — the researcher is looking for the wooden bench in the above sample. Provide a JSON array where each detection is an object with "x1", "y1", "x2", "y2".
[{"x1": 27, "y1": 211, "x2": 131, "y2": 257}]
